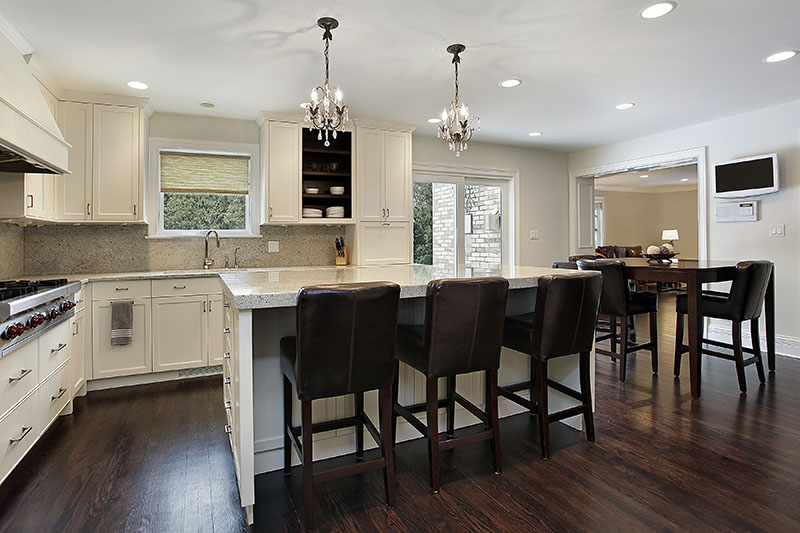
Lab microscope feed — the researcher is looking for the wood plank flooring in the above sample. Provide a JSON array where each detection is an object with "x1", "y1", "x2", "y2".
[{"x1": 1, "y1": 293, "x2": 799, "y2": 532}]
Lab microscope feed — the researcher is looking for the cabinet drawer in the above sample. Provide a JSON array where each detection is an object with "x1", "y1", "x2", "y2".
[
  {"x1": 39, "y1": 321, "x2": 71, "y2": 381},
  {"x1": 92, "y1": 280, "x2": 150, "y2": 300},
  {"x1": 0, "y1": 341, "x2": 39, "y2": 419},
  {"x1": 0, "y1": 389, "x2": 39, "y2": 485},
  {"x1": 152, "y1": 277, "x2": 221, "y2": 298},
  {"x1": 39, "y1": 361, "x2": 71, "y2": 432}
]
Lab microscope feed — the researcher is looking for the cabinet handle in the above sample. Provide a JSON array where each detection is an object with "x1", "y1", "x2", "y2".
[
  {"x1": 203, "y1": 301, "x2": 207, "y2": 313},
  {"x1": 51, "y1": 343, "x2": 67, "y2": 354},
  {"x1": 223, "y1": 327, "x2": 230, "y2": 334},
  {"x1": 223, "y1": 351, "x2": 231, "y2": 359},
  {"x1": 51, "y1": 387, "x2": 68, "y2": 401},
  {"x1": 73, "y1": 322, "x2": 79, "y2": 336},
  {"x1": 87, "y1": 203, "x2": 91, "y2": 216},
  {"x1": 173, "y1": 285, "x2": 186, "y2": 290},
  {"x1": 387, "y1": 208, "x2": 390, "y2": 217},
  {"x1": 224, "y1": 400, "x2": 232, "y2": 410},
  {"x1": 224, "y1": 377, "x2": 231, "y2": 385},
  {"x1": 27, "y1": 194, "x2": 34, "y2": 208},
  {"x1": 9, "y1": 426, "x2": 33, "y2": 444},
  {"x1": 223, "y1": 302, "x2": 230, "y2": 308},
  {"x1": 224, "y1": 424, "x2": 232, "y2": 435},
  {"x1": 208, "y1": 300, "x2": 213, "y2": 312},
  {"x1": 133, "y1": 204, "x2": 137, "y2": 216},
  {"x1": 269, "y1": 206, "x2": 273, "y2": 217},
  {"x1": 8, "y1": 368, "x2": 32, "y2": 383},
  {"x1": 115, "y1": 287, "x2": 129, "y2": 291}
]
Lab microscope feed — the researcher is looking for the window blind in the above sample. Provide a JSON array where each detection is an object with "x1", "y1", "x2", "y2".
[{"x1": 160, "y1": 151, "x2": 249, "y2": 195}]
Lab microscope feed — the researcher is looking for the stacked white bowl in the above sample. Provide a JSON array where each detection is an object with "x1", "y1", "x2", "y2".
[{"x1": 329, "y1": 186, "x2": 345, "y2": 195}]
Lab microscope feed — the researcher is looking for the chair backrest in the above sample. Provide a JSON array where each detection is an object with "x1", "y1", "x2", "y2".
[
  {"x1": 568, "y1": 254, "x2": 597, "y2": 263},
  {"x1": 295, "y1": 282, "x2": 400, "y2": 399},
  {"x1": 422, "y1": 277, "x2": 509, "y2": 378},
  {"x1": 530, "y1": 273, "x2": 603, "y2": 359},
  {"x1": 728, "y1": 260, "x2": 773, "y2": 321},
  {"x1": 552, "y1": 261, "x2": 578, "y2": 270},
  {"x1": 576, "y1": 259, "x2": 630, "y2": 316}
]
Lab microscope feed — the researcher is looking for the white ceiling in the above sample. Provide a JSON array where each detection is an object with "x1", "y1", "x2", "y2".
[
  {"x1": 3, "y1": 0, "x2": 800, "y2": 151},
  {"x1": 595, "y1": 164, "x2": 698, "y2": 192}
]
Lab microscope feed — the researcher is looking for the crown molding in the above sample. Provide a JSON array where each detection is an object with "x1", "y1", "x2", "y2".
[
  {"x1": 595, "y1": 184, "x2": 697, "y2": 194},
  {"x1": 60, "y1": 89, "x2": 149, "y2": 108},
  {"x1": 0, "y1": 9, "x2": 34, "y2": 56}
]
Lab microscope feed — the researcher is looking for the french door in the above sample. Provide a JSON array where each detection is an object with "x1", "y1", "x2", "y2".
[{"x1": 412, "y1": 175, "x2": 509, "y2": 273}]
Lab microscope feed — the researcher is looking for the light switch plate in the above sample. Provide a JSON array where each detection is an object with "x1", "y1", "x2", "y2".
[
  {"x1": 529, "y1": 229, "x2": 540, "y2": 240},
  {"x1": 769, "y1": 224, "x2": 785, "y2": 237},
  {"x1": 268, "y1": 241, "x2": 280, "y2": 252}
]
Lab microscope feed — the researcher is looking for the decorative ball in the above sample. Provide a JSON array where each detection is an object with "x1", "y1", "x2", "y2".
[
  {"x1": 646, "y1": 245, "x2": 661, "y2": 255},
  {"x1": 661, "y1": 243, "x2": 675, "y2": 253}
]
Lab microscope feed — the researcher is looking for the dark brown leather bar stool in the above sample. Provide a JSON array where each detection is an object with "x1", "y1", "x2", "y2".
[
  {"x1": 281, "y1": 282, "x2": 400, "y2": 530},
  {"x1": 500, "y1": 272, "x2": 602, "y2": 458},
  {"x1": 392, "y1": 277, "x2": 509, "y2": 493},
  {"x1": 674, "y1": 260, "x2": 772, "y2": 393},
  {"x1": 577, "y1": 259, "x2": 658, "y2": 382}
]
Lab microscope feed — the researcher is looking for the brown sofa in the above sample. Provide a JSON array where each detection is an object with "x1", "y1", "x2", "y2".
[{"x1": 595, "y1": 245, "x2": 643, "y2": 259}]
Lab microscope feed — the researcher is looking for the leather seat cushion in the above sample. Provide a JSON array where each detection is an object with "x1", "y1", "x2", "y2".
[
  {"x1": 395, "y1": 325, "x2": 426, "y2": 373},
  {"x1": 676, "y1": 291, "x2": 735, "y2": 320},
  {"x1": 629, "y1": 291, "x2": 658, "y2": 315},
  {"x1": 280, "y1": 336, "x2": 298, "y2": 389},
  {"x1": 502, "y1": 313, "x2": 534, "y2": 357}
]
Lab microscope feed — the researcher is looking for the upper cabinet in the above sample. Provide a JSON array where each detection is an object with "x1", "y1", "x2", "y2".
[
  {"x1": 356, "y1": 127, "x2": 411, "y2": 223},
  {"x1": 265, "y1": 120, "x2": 300, "y2": 223},
  {"x1": 57, "y1": 102, "x2": 92, "y2": 220}
]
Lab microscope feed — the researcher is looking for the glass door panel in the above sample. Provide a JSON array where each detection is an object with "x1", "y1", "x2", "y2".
[
  {"x1": 464, "y1": 182, "x2": 503, "y2": 272},
  {"x1": 413, "y1": 181, "x2": 458, "y2": 273}
]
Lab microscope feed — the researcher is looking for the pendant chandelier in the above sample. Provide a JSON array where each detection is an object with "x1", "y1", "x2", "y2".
[
  {"x1": 304, "y1": 17, "x2": 349, "y2": 146},
  {"x1": 437, "y1": 44, "x2": 480, "y2": 157}
]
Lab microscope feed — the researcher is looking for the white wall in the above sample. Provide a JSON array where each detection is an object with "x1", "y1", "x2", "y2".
[
  {"x1": 569, "y1": 99, "x2": 800, "y2": 347},
  {"x1": 413, "y1": 135, "x2": 569, "y2": 267},
  {"x1": 148, "y1": 112, "x2": 259, "y2": 144}
]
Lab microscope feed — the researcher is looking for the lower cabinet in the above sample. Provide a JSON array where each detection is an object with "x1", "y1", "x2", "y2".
[
  {"x1": 358, "y1": 222, "x2": 411, "y2": 265},
  {"x1": 92, "y1": 298, "x2": 152, "y2": 379},
  {"x1": 152, "y1": 295, "x2": 208, "y2": 371},
  {"x1": 0, "y1": 389, "x2": 40, "y2": 485},
  {"x1": 70, "y1": 309, "x2": 86, "y2": 394},
  {"x1": 208, "y1": 295, "x2": 224, "y2": 365}
]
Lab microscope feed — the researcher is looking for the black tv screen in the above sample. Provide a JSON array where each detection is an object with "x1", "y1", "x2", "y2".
[{"x1": 714, "y1": 154, "x2": 778, "y2": 198}]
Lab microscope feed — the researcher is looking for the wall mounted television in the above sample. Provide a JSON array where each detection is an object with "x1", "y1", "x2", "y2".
[{"x1": 714, "y1": 153, "x2": 779, "y2": 198}]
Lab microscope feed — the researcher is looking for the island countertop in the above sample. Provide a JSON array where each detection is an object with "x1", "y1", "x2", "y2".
[{"x1": 218, "y1": 264, "x2": 581, "y2": 309}]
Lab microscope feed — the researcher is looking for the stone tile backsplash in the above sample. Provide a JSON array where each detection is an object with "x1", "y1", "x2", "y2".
[{"x1": 0, "y1": 224, "x2": 25, "y2": 278}]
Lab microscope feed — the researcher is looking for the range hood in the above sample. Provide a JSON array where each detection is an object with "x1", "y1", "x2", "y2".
[{"x1": 0, "y1": 31, "x2": 69, "y2": 174}]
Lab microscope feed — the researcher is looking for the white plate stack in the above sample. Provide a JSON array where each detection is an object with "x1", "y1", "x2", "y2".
[
  {"x1": 303, "y1": 208, "x2": 323, "y2": 218},
  {"x1": 329, "y1": 186, "x2": 345, "y2": 195},
  {"x1": 325, "y1": 206, "x2": 345, "y2": 218}
]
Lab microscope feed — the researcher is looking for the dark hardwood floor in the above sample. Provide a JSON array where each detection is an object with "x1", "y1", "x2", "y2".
[{"x1": 2, "y1": 293, "x2": 799, "y2": 532}]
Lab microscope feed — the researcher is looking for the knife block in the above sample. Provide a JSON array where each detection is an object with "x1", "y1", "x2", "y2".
[{"x1": 335, "y1": 245, "x2": 349, "y2": 266}]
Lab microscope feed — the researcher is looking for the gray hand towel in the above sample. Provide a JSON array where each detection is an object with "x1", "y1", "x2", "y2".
[{"x1": 111, "y1": 301, "x2": 134, "y2": 346}]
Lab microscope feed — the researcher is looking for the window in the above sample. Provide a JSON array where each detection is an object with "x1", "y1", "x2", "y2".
[
  {"x1": 148, "y1": 139, "x2": 260, "y2": 237},
  {"x1": 594, "y1": 197, "x2": 604, "y2": 247}
]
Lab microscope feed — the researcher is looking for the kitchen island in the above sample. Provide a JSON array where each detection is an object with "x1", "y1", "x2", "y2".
[{"x1": 218, "y1": 264, "x2": 594, "y2": 524}]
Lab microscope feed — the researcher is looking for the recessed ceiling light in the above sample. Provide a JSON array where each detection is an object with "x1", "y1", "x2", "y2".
[
  {"x1": 680, "y1": 178, "x2": 689, "y2": 182},
  {"x1": 616, "y1": 102, "x2": 636, "y2": 110},
  {"x1": 499, "y1": 79, "x2": 522, "y2": 88},
  {"x1": 300, "y1": 102, "x2": 311, "y2": 109},
  {"x1": 199, "y1": 102, "x2": 215, "y2": 108},
  {"x1": 640, "y1": 2, "x2": 677, "y2": 19},
  {"x1": 428, "y1": 118, "x2": 442, "y2": 124},
  {"x1": 764, "y1": 50, "x2": 798, "y2": 63},
  {"x1": 527, "y1": 131, "x2": 543, "y2": 137},
  {"x1": 127, "y1": 81, "x2": 148, "y2": 90},
  {"x1": 640, "y1": 175, "x2": 649, "y2": 178}
]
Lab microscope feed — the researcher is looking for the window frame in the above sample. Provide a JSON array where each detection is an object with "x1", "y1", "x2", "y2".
[{"x1": 147, "y1": 137, "x2": 261, "y2": 238}]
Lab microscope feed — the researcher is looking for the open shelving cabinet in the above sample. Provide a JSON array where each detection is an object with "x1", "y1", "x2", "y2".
[{"x1": 301, "y1": 129, "x2": 353, "y2": 221}]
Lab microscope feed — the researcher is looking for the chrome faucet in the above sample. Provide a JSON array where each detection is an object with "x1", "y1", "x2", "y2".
[
  {"x1": 233, "y1": 247, "x2": 241, "y2": 269},
  {"x1": 204, "y1": 230, "x2": 220, "y2": 269}
]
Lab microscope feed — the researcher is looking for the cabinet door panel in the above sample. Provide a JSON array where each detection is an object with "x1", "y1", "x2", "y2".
[
  {"x1": 208, "y1": 295, "x2": 224, "y2": 365},
  {"x1": 152, "y1": 296, "x2": 208, "y2": 372},
  {"x1": 357, "y1": 128, "x2": 384, "y2": 222},
  {"x1": 383, "y1": 131, "x2": 410, "y2": 221},
  {"x1": 92, "y1": 299, "x2": 151, "y2": 379},
  {"x1": 267, "y1": 121, "x2": 300, "y2": 222},
  {"x1": 92, "y1": 105, "x2": 139, "y2": 221},
  {"x1": 24, "y1": 174, "x2": 44, "y2": 218},
  {"x1": 57, "y1": 102, "x2": 92, "y2": 220},
  {"x1": 359, "y1": 222, "x2": 411, "y2": 265},
  {"x1": 70, "y1": 310, "x2": 85, "y2": 394}
]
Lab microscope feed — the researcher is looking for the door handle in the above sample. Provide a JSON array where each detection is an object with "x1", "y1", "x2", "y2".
[
  {"x1": 9, "y1": 426, "x2": 33, "y2": 444},
  {"x1": 51, "y1": 387, "x2": 68, "y2": 401},
  {"x1": 8, "y1": 368, "x2": 32, "y2": 383}
]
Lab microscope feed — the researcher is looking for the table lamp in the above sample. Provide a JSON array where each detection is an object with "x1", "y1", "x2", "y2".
[{"x1": 662, "y1": 229, "x2": 679, "y2": 246}]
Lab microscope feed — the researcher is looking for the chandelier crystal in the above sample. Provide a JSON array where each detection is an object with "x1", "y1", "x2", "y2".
[
  {"x1": 437, "y1": 44, "x2": 480, "y2": 157},
  {"x1": 304, "y1": 17, "x2": 349, "y2": 146}
]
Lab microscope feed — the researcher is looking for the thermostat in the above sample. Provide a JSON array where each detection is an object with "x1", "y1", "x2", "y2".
[{"x1": 715, "y1": 200, "x2": 758, "y2": 223}]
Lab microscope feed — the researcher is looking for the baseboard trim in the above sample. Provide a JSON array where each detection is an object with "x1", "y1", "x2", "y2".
[
  {"x1": 706, "y1": 324, "x2": 800, "y2": 359},
  {"x1": 87, "y1": 368, "x2": 222, "y2": 391}
]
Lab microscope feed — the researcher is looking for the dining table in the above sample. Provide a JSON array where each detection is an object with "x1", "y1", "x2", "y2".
[{"x1": 622, "y1": 258, "x2": 776, "y2": 398}]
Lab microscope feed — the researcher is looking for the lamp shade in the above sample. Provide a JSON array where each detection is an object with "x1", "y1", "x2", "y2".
[{"x1": 662, "y1": 229, "x2": 679, "y2": 241}]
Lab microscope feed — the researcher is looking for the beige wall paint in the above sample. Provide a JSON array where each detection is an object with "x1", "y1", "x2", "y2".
[
  {"x1": 600, "y1": 189, "x2": 698, "y2": 257},
  {"x1": 412, "y1": 135, "x2": 569, "y2": 267},
  {"x1": 0, "y1": 224, "x2": 24, "y2": 278},
  {"x1": 148, "y1": 112, "x2": 259, "y2": 144},
  {"x1": 569, "y1": 98, "x2": 800, "y2": 343}
]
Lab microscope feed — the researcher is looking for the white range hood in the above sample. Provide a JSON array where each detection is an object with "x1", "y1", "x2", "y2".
[{"x1": 0, "y1": 30, "x2": 69, "y2": 174}]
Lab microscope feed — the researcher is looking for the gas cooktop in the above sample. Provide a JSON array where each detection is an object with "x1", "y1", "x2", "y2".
[
  {"x1": 0, "y1": 279, "x2": 70, "y2": 302},
  {"x1": 0, "y1": 279, "x2": 81, "y2": 323}
]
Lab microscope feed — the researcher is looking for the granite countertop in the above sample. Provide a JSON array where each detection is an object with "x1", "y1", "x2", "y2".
[
  {"x1": 218, "y1": 264, "x2": 583, "y2": 310},
  {"x1": 29, "y1": 269, "x2": 228, "y2": 284}
]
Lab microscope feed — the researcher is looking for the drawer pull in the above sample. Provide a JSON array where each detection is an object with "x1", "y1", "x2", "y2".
[
  {"x1": 224, "y1": 400, "x2": 232, "y2": 410},
  {"x1": 9, "y1": 426, "x2": 33, "y2": 444},
  {"x1": 51, "y1": 387, "x2": 68, "y2": 401},
  {"x1": 9, "y1": 368, "x2": 32, "y2": 383},
  {"x1": 223, "y1": 327, "x2": 231, "y2": 334},
  {"x1": 173, "y1": 285, "x2": 187, "y2": 289},
  {"x1": 51, "y1": 343, "x2": 67, "y2": 354},
  {"x1": 224, "y1": 377, "x2": 231, "y2": 385},
  {"x1": 115, "y1": 287, "x2": 129, "y2": 291},
  {"x1": 224, "y1": 424, "x2": 232, "y2": 435},
  {"x1": 223, "y1": 351, "x2": 231, "y2": 359}
]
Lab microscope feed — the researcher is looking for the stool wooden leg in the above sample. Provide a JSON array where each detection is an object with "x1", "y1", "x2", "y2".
[
  {"x1": 391, "y1": 360, "x2": 399, "y2": 448},
  {"x1": 283, "y1": 376, "x2": 292, "y2": 474},
  {"x1": 425, "y1": 377, "x2": 441, "y2": 493},
  {"x1": 732, "y1": 321, "x2": 747, "y2": 393},
  {"x1": 485, "y1": 369, "x2": 502, "y2": 474},
  {"x1": 379, "y1": 385, "x2": 396, "y2": 508},
  {"x1": 674, "y1": 313, "x2": 684, "y2": 377},
  {"x1": 536, "y1": 360, "x2": 551, "y2": 459},
  {"x1": 751, "y1": 318, "x2": 766, "y2": 384},
  {"x1": 619, "y1": 317, "x2": 629, "y2": 382},
  {"x1": 446, "y1": 375, "x2": 456, "y2": 438},
  {"x1": 301, "y1": 400, "x2": 314, "y2": 530},
  {"x1": 355, "y1": 391, "x2": 364, "y2": 460},
  {"x1": 610, "y1": 315, "x2": 617, "y2": 353},
  {"x1": 529, "y1": 359, "x2": 537, "y2": 416},
  {"x1": 649, "y1": 311, "x2": 659, "y2": 374},
  {"x1": 579, "y1": 352, "x2": 595, "y2": 442}
]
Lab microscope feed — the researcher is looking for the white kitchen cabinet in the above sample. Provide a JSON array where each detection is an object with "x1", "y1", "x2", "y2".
[
  {"x1": 356, "y1": 128, "x2": 411, "y2": 223},
  {"x1": 70, "y1": 309, "x2": 86, "y2": 395},
  {"x1": 208, "y1": 295, "x2": 224, "y2": 365},
  {"x1": 0, "y1": 174, "x2": 56, "y2": 221},
  {"x1": 57, "y1": 102, "x2": 93, "y2": 220},
  {"x1": 92, "y1": 298, "x2": 152, "y2": 379},
  {"x1": 23, "y1": 83, "x2": 59, "y2": 221},
  {"x1": 358, "y1": 222, "x2": 411, "y2": 265},
  {"x1": 266, "y1": 121, "x2": 300, "y2": 223},
  {"x1": 92, "y1": 104, "x2": 140, "y2": 221},
  {"x1": 152, "y1": 295, "x2": 208, "y2": 372}
]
